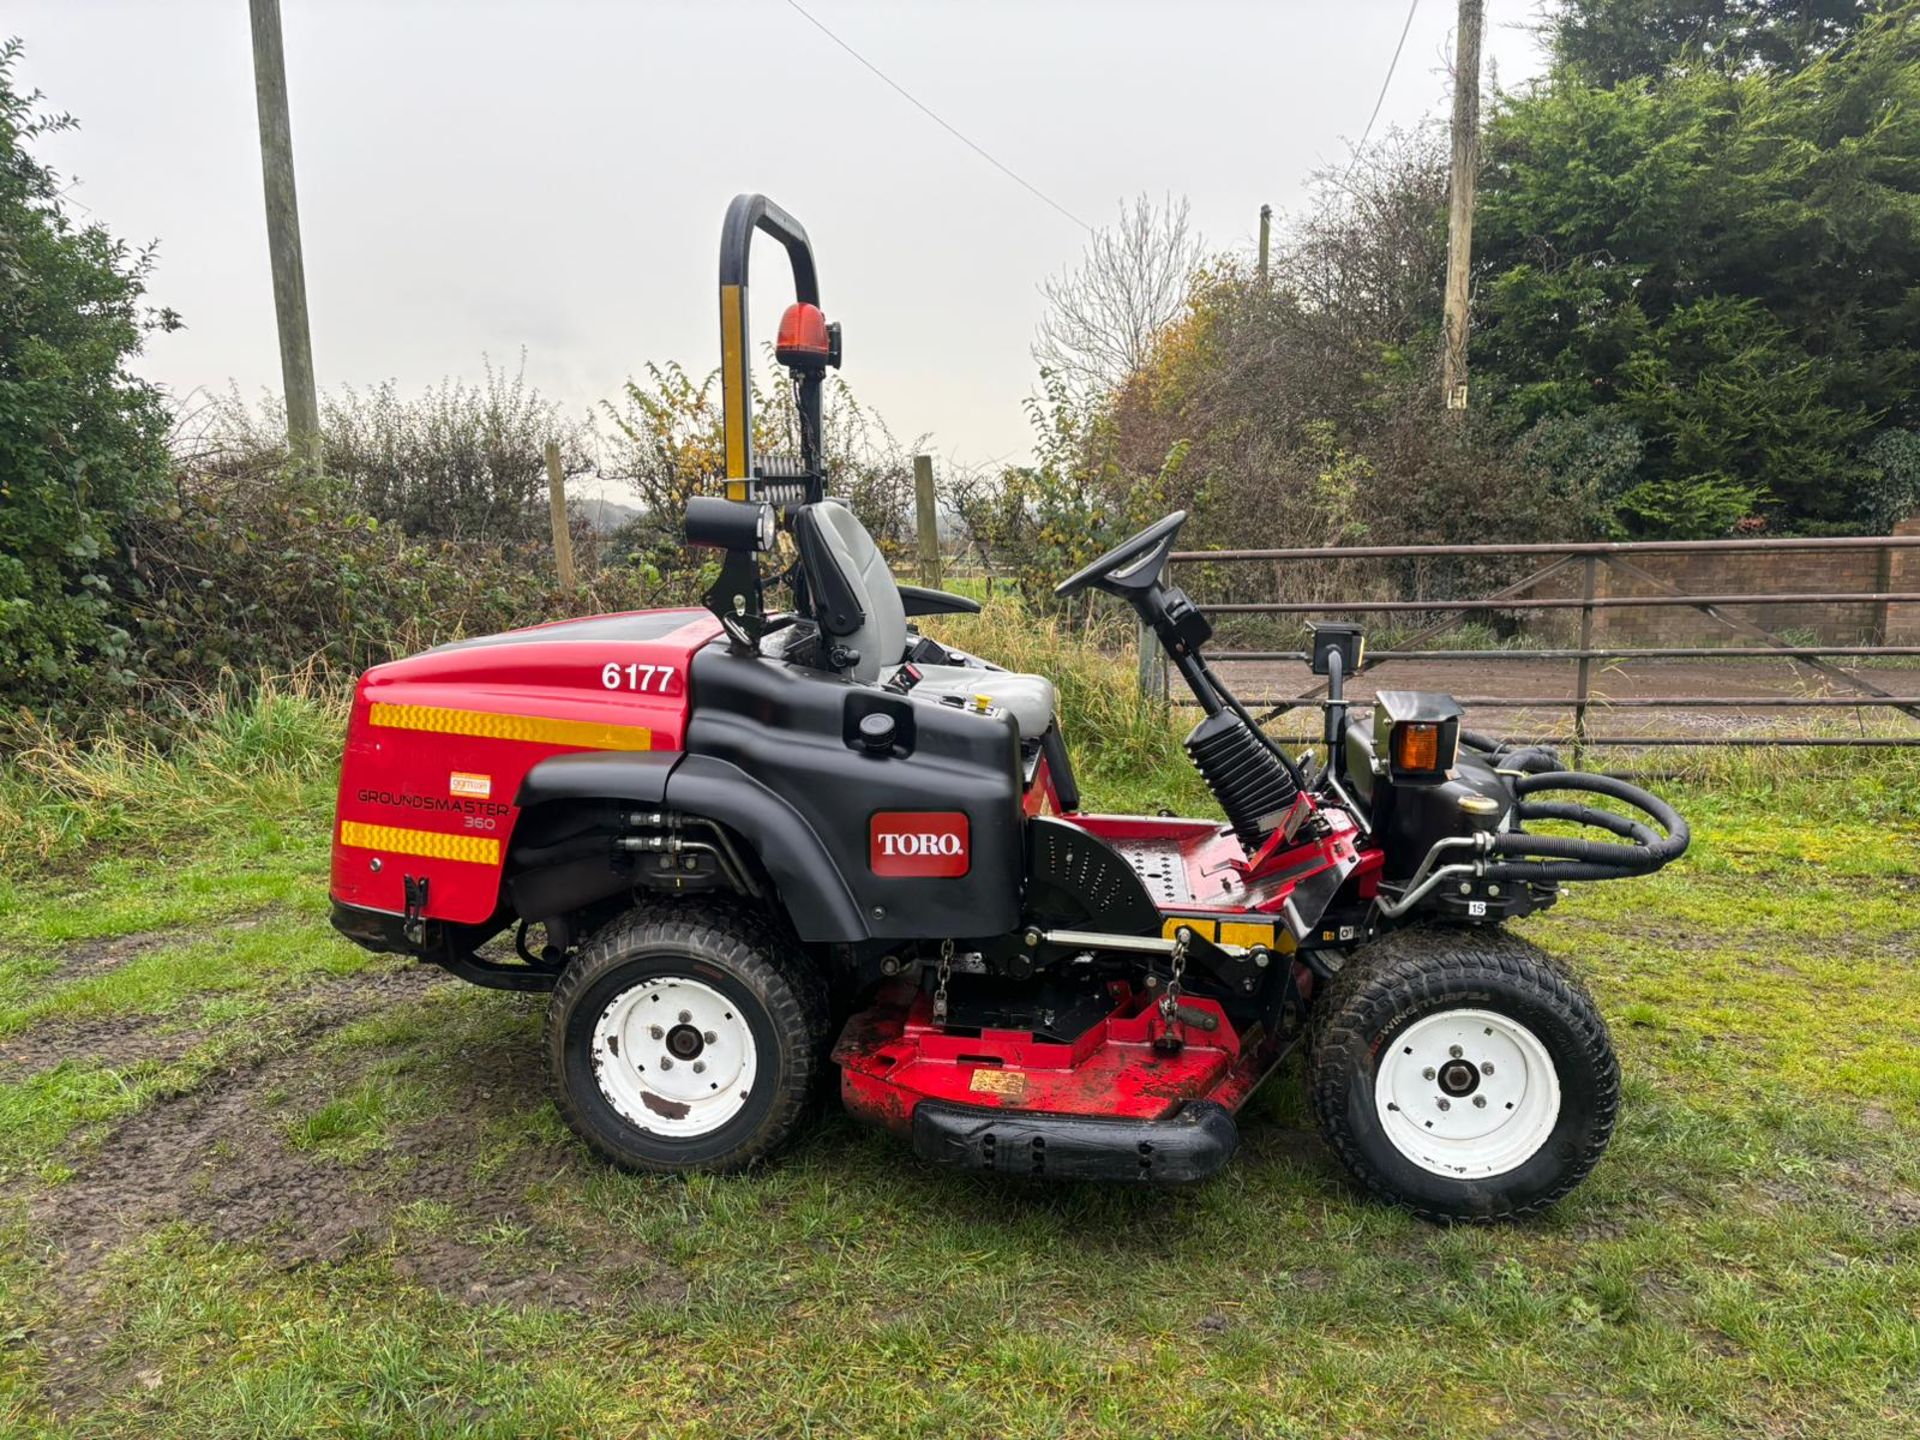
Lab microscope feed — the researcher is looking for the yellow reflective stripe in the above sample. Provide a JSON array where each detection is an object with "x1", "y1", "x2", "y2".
[
  {"x1": 720, "y1": 283, "x2": 749, "y2": 480},
  {"x1": 369, "y1": 703, "x2": 652, "y2": 752},
  {"x1": 339, "y1": 820, "x2": 499, "y2": 866}
]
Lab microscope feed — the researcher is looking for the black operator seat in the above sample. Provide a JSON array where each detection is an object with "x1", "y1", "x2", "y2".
[{"x1": 791, "y1": 500, "x2": 1058, "y2": 739}]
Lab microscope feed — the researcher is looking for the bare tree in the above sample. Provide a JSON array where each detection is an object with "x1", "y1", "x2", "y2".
[{"x1": 1032, "y1": 193, "x2": 1201, "y2": 399}]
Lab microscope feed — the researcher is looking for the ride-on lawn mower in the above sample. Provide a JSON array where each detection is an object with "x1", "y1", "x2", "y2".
[{"x1": 330, "y1": 196, "x2": 1689, "y2": 1220}]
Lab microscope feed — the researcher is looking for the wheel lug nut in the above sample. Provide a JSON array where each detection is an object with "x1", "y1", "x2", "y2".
[
  {"x1": 1422, "y1": 1067, "x2": 1436, "y2": 1081},
  {"x1": 650, "y1": 1026, "x2": 664, "y2": 1040},
  {"x1": 1473, "y1": 1095, "x2": 1487, "y2": 1108},
  {"x1": 1437, "y1": 1098, "x2": 1451, "y2": 1111},
  {"x1": 704, "y1": 1031, "x2": 717, "y2": 1044},
  {"x1": 1448, "y1": 1045, "x2": 1463, "y2": 1058},
  {"x1": 1481, "y1": 1061, "x2": 1494, "y2": 1075},
  {"x1": 678, "y1": 1010, "x2": 692, "y2": 1023},
  {"x1": 659, "y1": 1056, "x2": 673, "y2": 1070},
  {"x1": 692, "y1": 1061, "x2": 705, "y2": 1074}
]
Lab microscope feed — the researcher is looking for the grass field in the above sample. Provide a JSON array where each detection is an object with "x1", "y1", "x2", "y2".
[{"x1": 0, "y1": 661, "x2": 1917, "y2": 1438}]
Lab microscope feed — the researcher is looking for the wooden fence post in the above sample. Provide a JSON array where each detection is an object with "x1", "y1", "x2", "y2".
[
  {"x1": 544, "y1": 441, "x2": 576, "y2": 590},
  {"x1": 1873, "y1": 536, "x2": 1896, "y2": 646},
  {"x1": 913, "y1": 454, "x2": 942, "y2": 589}
]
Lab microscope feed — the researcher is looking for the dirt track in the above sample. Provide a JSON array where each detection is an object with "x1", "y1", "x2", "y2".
[{"x1": 5, "y1": 942, "x2": 676, "y2": 1319}]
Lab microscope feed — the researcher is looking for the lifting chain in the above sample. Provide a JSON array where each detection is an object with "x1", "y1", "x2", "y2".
[
  {"x1": 1157, "y1": 928, "x2": 1190, "y2": 1047},
  {"x1": 931, "y1": 938, "x2": 955, "y2": 1025}
]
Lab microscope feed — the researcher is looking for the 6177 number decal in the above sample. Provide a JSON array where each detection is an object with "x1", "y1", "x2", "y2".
[{"x1": 601, "y1": 662, "x2": 677, "y2": 693}]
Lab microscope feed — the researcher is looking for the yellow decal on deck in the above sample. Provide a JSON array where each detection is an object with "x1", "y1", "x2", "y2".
[
  {"x1": 339, "y1": 820, "x2": 500, "y2": 866},
  {"x1": 370, "y1": 703, "x2": 652, "y2": 752},
  {"x1": 969, "y1": 1069, "x2": 1028, "y2": 1099},
  {"x1": 1161, "y1": 916, "x2": 1295, "y2": 952}
]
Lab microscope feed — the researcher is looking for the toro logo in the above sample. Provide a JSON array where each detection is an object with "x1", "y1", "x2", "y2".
[{"x1": 869, "y1": 811, "x2": 970, "y2": 878}]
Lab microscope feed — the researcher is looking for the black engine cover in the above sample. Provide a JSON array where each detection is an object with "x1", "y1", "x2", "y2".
[{"x1": 686, "y1": 644, "x2": 1024, "y2": 942}]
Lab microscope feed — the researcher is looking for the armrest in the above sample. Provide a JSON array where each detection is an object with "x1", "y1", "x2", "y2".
[{"x1": 898, "y1": 585, "x2": 982, "y2": 617}]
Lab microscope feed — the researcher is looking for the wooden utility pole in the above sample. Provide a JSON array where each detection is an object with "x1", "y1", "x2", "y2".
[
  {"x1": 913, "y1": 454, "x2": 942, "y2": 589},
  {"x1": 1441, "y1": 0, "x2": 1484, "y2": 412},
  {"x1": 1257, "y1": 203, "x2": 1272, "y2": 286},
  {"x1": 544, "y1": 442, "x2": 576, "y2": 589},
  {"x1": 249, "y1": 0, "x2": 320, "y2": 463}
]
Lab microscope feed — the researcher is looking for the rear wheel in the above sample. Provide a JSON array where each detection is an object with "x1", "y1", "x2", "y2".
[
  {"x1": 1308, "y1": 924, "x2": 1618, "y2": 1222},
  {"x1": 547, "y1": 901, "x2": 826, "y2": 1173}
]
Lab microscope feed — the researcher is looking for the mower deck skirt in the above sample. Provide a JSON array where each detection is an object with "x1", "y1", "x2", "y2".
[
  {"x1": 835, "y1": 981, "x2": 1271, "y2": 1185},
  {"x1": 912, "y1": 1098, "x2": 1238, "y2": 1184}
]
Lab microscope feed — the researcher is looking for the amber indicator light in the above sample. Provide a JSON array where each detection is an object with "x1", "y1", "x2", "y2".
[{"x1": 1393, "y1": 721, "x2": 1441, "y2": 772}]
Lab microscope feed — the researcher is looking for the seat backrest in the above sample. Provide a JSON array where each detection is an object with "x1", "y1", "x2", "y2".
[{"x1": 794, "y1": 500, "x2": 904, "y2": 683}]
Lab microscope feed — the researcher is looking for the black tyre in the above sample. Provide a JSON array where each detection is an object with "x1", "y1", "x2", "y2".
[
  {"x1": 1307, "y1": 924, "x2": 1619, "y2": 1222},
  {"x1": 546, "y1": 900, "x2": 827, "y2": 1174}
]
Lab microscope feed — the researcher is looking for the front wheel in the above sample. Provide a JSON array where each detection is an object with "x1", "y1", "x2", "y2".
[
  {"x1": 1308, "y1": 925, "x2": 1619, "y2": 1222},
  {"x1": 546, "y1": 901, "x2": 827, "y2": 1174}
]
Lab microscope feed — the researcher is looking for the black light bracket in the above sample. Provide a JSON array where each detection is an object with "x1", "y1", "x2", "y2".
[
  {"x1": 686, "y1": 496, "x2": 778, "y2": 654},
  {"x1": 1308, "y1": 620, "x2": 1365, "y2": 678},
  {"x1": 1309, "y1": 621, "x2": 1365, "y2": 750},
  {"x1": 704, "y1": 549, "x2": 768, "y2": 656}
]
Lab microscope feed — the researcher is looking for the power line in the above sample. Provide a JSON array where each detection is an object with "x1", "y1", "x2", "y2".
[
  {"x1": 1345, "y1": 0, "x2": 1421, "y2": 181},
  {"x1": 781, "y1": 0, "x2": 1093, "y2": 234}
]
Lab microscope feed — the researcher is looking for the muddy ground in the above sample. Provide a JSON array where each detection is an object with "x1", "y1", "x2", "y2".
[{"x1": 2, "y1": 927, "x2": 686, "y2": 1416}]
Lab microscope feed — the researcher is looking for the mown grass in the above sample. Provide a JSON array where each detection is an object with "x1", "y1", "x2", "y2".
[{"x1": 0, "y1": 631, "x2": 1915, "y2": 1437}]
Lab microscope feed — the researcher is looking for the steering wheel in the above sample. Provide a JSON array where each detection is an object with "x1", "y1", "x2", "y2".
[{"x1": 1053, "y1": 511, "x2": 1189, "y2": 599}]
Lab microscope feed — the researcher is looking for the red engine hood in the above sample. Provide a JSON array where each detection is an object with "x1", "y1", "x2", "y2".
[
  {"x1": 365, "y1": 608, "x2": 719, "y2": 692},
  {"x1": 331, "y1": 608, "x2": 721, "y2": 924}
]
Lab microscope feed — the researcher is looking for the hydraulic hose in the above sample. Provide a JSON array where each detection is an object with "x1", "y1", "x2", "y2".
[
  {"x1": 1461, "y1": 729, "x2": 1563, "y2": 775},
  {"x1": 1518, "y1": 799, "x2": 1659, "y2": 846},
  {"x1": 1481, "y1": 770, "x2": 1689, "y2": 883},
  {"x1": 1376, "y1": 745, "x2": 1690, "y2": 916}
]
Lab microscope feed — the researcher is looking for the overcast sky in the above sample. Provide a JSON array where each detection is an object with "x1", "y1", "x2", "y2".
[{"x1": 15, "y1": 0, "x2": 1549, "y2": 490}]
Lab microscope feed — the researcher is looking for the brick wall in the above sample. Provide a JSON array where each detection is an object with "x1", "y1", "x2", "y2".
[{"x1": 1889, "y1": 514, "x2": 1920, "y2": 645}]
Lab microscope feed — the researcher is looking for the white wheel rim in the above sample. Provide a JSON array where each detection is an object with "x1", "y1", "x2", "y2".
[
  {"x1": 1374, "y1": 1007, "x2": 1561, "y2": 1179},
  {"x1": 590, "y1": 977, "x2": 758, "y2": 1139}
]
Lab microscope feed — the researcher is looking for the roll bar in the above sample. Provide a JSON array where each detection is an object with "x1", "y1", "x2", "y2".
[{"x1": 718, "y1": 193, "x2": 825, "y2": 498}]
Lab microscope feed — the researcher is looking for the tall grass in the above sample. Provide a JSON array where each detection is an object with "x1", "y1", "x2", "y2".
[{"x1": 0, "y1": 674, "x2": 346, "y2": 875}]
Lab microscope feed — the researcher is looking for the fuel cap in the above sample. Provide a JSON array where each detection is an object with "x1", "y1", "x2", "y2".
[{"x1": 858, "y1": 711, "x2": 896, "y2": 755}]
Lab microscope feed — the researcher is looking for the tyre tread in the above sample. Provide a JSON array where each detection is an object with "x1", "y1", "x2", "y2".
[
  {"x1": 1307, "y1": 924, "x2": 1619, "y2": 1222},
  {"x1": 546, "y1": 899, "x2": 828, "y2": 1174}
]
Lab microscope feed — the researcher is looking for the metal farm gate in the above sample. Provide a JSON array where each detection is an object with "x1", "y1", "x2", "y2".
[{"x1": 1145, "y1": 534, "x2": 1920, "y2": 752}]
